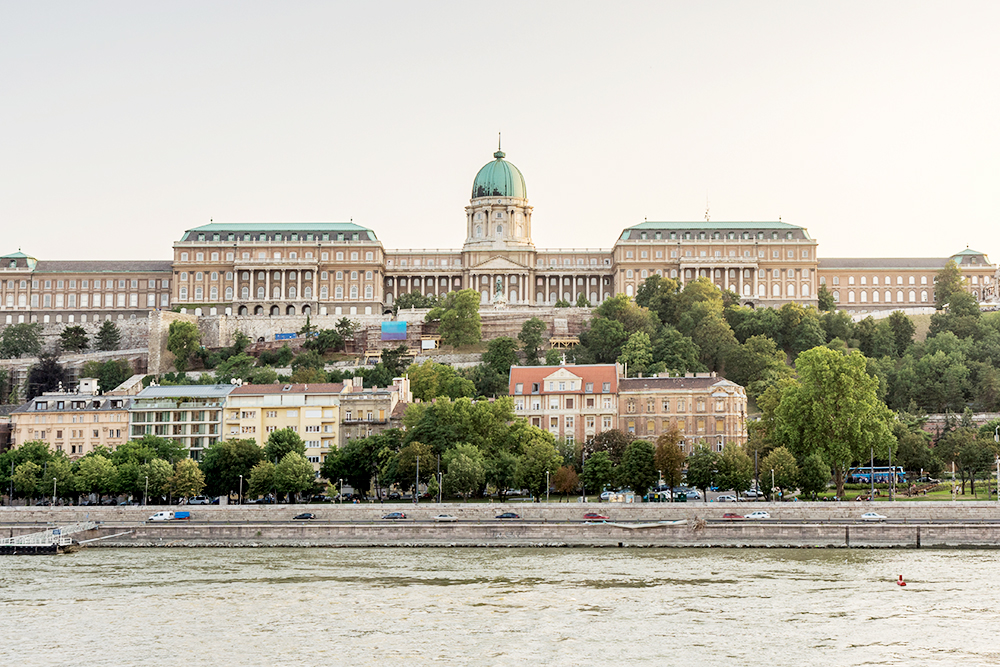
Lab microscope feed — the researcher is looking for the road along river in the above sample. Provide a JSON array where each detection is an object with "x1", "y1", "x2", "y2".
[{"x1": 1, "y1": 547, "x2": 998, "y2": 666}]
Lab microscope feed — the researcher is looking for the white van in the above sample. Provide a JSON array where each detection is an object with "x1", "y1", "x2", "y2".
[{"x1": 149, "y1": 511, "x2": 174, "y2": 522}]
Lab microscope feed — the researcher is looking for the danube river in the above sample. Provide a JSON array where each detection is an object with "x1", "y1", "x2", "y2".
[{"x1": 1, "y1": 547, "x2": 998, "y2": 666}]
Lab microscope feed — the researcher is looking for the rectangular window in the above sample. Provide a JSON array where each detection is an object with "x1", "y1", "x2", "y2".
[
  {"x1": 585, "y1": 382, "x2": 593, "y2": 393},
  {"x1": 602, "y1": 416, "x2": 612, "y2": 430},
  {"x1": 515, "y1": 383, "x2": 523, "y2": 394}
]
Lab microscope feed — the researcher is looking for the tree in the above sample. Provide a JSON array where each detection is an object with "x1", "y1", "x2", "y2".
[
  {"x1": 393, "y1": 290, "x2": 439, "y2": 313},
  {"x1": 618, "y1": 331, "x2": 653, "y2": 377},
  {"x1": 515, "y1": 434, "x2": 561, "y2": 500},
  {"x1": 265, "y1": 428, "x2": 307, "y2": 462},
  {"x1": 167, "y1": 320, "x2": 201, "y2": 372},
  {"x1": 934, "y1": 259, "x2": 964, "y2": 310},
  {"x1": 651, "y1": 326, "x2": 704, "y2": 375},
  {"x1": 95, "y1": 320, "x2": 122, "y2": 352},
  {"x1": 397, "y1": 442, "x2": 435, "y2": 492},
  {"x1": 581, "y1": 318, "x2": 628, "y2": 364},
  {"x1": 518, "y1": 318, "x2": 547, "y2": 365},
  {"x1": 575, "y1": 293, "x2": 591, "y2": 308},
  {"x1": 715, "y1": 444, "x2": 753, "y2": 497},
  {"x1": 685, "y1": 444, "x2": 719, "y2": 501},
  {"x1": 581, "y1": 450, "x2": 614, "y2": 497},
  {"x1": 76, "y1": 455, "x2": 117, "y2": 499},
  {"x1": 654, "y1": 427, "x2": 686, "y2": 492},
  {"x1": 139, "y1": 459, "x2": 173, "y2": 502},
  {"x1": 724, "y1": 335, "x2": 793, "y2": 400},
  {"x1": 817, "y1": 283, "x2": 836, "y2": 311},
  {"x1": 443, "y1": 445, "x2": 486, "y2": 500},
  {"x1": 618, "y1": 440, "x2": 657, "y2": 496},
  {"x1": 247, "y1": 460, "x2": 276, "y2": 499},
  {"x1": 588, "y1": 429, "x2": 634, "y2": 465},
  {"x1": 12, "y1": 461, "x2": 42, "y2": 499},
  {"x1": 274, "y1": 452, "x2": 316, "y2": 501},
  {"x1": 886, "y1": 311, "x2": 916, "y2": 356},
  {"x1": 482, "y1": 337, "x2": 518, "y2": 376},
  {"x1": 553, "y1": 465, "x2": 580, "y2": 499},
  {"x1": 760, "y1": 446, "x2": 799, "y2": 500},
  {"x1": 59, "y1": 325, "x2": 89, "y2": 353},
  {"x1": 0, "y1": 322, "x2": 42, "y2": 359},
  {"x1": 798, "y1": 452, "x2": 831, "y2": 499},
  {"x1": 304, "y1": 329, "x2": 344, "y2": 356},
  {"x1": 485, "y1": 450, "x2": 520, "y2": 500},
  {"x1": 427, "y1": 289, "x2": 481, "y2": 347},
  {"x1": 200, "y1": 438, "x2": 265, "y2": 497},
  {"x1": 81, "y1": 358, "x2": 133, "y2": 394},
  {"x1": 26, "y1": 352, "x2": 67, "y2": 400},
  {"x1": 775, "y1": 347, "x2": 896, "y2": 498},
  {"x1": 335, "y1": 318, "x2": 361, "y2": 351},
  {"x1": 168, "y1": 459, "x2": 206, "y2": 499}
]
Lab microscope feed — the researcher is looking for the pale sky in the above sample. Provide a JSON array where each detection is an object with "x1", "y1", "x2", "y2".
[{"x1": 2, "y1": 1, "x2": 998, "y2": 261}]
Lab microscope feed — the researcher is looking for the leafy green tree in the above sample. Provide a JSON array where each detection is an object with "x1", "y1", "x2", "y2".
[
  {"x1": 635, "y1": 275, "x2": 682, "y2": 325},
  {"x1": 304, "y1": 329, "x2": 344, "y2": 355},
  {"x1": 934, "y1": 259, "x2": 965, "y2": 309},
  {"x1": 651, "y1": 326, "x2": 704, "y2": 375},
  {"x1": 59, "y1": 325, "x2": 89, "y2": 353},
  {"x1": 461, "y1": 363, "x2": 508, "y2": 398},
  {"x1": 554, "y1": 298, "x2": 571, "y2": 308},
  {"x1": 335, "y1": 318, "x2": 360, "y2": 351},
  {"x1": 139, "y1": 459, "x2": 173, "y2": 503},
  {"x1": 81, "y1": 359, "x2": 133, "y2": 394},
  {"x1": 593, "y1": 294, "x2": 660, "y2": 337},
  {"x1": 716, "y1": 444, "x2": 753, "y2": 497},
  {"x1": 580, "y1": 317, "x2": 628, "y2": 364},
  {"x1": 581, "y1": 450, "x2": 614, "y2": 497},
  {"x1": 654, "y1": 427, "x2": 686, "y2": 492},
  {"x1": 724, "y1": 335, "x2": 793, "y2": 400},
  {"x1": 379, "y1": 344, "x2": 412, "y2": 378},
  {"x1": 886, "y1": 311, "x2": 916, "y2": 356},
  {"x1": 265, "y1": 428, "x2": 307, "y2": 462},
  {"x1": 775, "y1": 347, "x2": 896, "y2": 497},
  {"x1": 76, "y1": 455, "x2": 117, "y2": 499},
  {"x1": 485, "y1": 450, "x2": 519, "y2": 500},
  {"x1": 518, "y1": 318, "x2": 547, "y2": 365},
  {"x1": 543, "y1": 348, "x2": 563, "y2": 365},
  {"x1": 817, "y1": 283, "x2": 836, "y2": 311},
  {"x1": 618, "y1": 439, "x2": 657, "y2": 496},
  {"x1": 760, "y1": 446, "x2": 799, "y2": 500},
  {"x1": 443, "y1": 445, "x2": 486, "y2": 499},
  {"x1": 213, "y1": 353, "x2": 259, "y2": 384},
  {"x1": 274, "y1": 452, "x2": 316, "y2": 501},
  {"x1": 393, "y1": 290, "x2": 439, "y2": 313},
  {"x1": 575, "y1": 293, "x2": 591, "y2": 308},
  {"x1": 553, "y1": 465, "x2": 580, "y2": 498},
  {"x1": 820, "y1": 309, "x2": 854, "y2": 343},
  {"x1": 618, "y1": 331, "x2": 653, "y2": 377},
  {"x1": 48, "y1": 455, "x2": 77, "y2": 500},
  {"x1": 893, "y1": 422, "x2": 939, "y2": 478},
  {"x1": 200, "y1": 438, "x2": 265, "y2": 497},
  {"x1": 26, "y1": 352, "x2": 67, "y2": 400},
  {"x1": 482, "y1": 337, "x2": 518, "y2": 376},
  {"x1": 12, "y1": 461, "x2": 42, "y2": 499},
  {"x1": 95, "y1": 320, "x2": 122, "y2": 351},
  {"x1": 426, "y1": 289, "x2": 481, "y2": 347},
  {"x1": 320, "y1": 434, "x2": 387, "y2": 499},
  {"x1": 685, "y1": 444, "x2": 719, "y2": 501},
  {"x1": 407, "y1": 360, "x2": 475, "y2": 401},
  {"x1": 515, "y1": 433, "x2": 561, "y2": 500},
  {"x1": 397, "y1": 442, "x2": 435, "y2": 492},
  {"x1": 167, "y1": 320, "x2": 201, "y2": 371},
  {"x1": 0, "y1": 322, "x2": 42, "y2": 359},
  {"x1": 798, "y1": 451, "x2": 831, "y2": 499},
  {"x1": 168, "y1": 458, "x2": 206, "y2": 498},
  {"x1": 247, "y1": 460, "x2": 275, "y2": 499}
]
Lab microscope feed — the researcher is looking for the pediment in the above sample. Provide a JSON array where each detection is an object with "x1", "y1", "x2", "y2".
[
  {"x1": 471, "y1": 256, "x2": 530, "y2": 271},
  {"x1": 543, "y1": 368, "x2": 582, "y2": 382}
]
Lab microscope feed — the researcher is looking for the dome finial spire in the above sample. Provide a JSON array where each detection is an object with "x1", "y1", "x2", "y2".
[{"x1": 494, "y1": 131, "x2": 505, "y2": 159}]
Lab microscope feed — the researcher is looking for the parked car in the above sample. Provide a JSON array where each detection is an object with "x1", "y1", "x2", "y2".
[
  {"x1": 387, "y1": 492, "x2": 402, "y2": 500},
  {"x1": 722, "y1": 512, "x2": 744, "y2": 520},
  {"x1": 860, "y1": 512, "x2": 887, "y2": 521},
  {"x1": 742, "y1": 489, "x2": 762, "y2": 499},
  {"x1": 433, "y1": 514, "x2": 457, "y2": 522},
  {"x1": 744, "y1": 511, "x2": 771, "y2": 520},
  {"x1": 495, "y1": 512, "x2": 520, "y2": 519},
  {"x1": 600, "y1": 491, "x2": 614, "y2": 501},
  {"x1": 583, "y1": 512, "x2": 609, "y2": 521},
  {"x1": 382, "y1": 512, "x2": 407, "y2": 520},
  {"x1": 293, "y1": 512, "x2": 316, "y2": 520},
  {"x1": 715, "y1": 494, "x2": 737, "y2": 502},
  {"x1": 187, "y1": 496, "x2": 212, "y2": 505}
]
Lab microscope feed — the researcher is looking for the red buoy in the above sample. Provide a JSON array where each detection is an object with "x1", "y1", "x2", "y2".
[{"x1": 897, "y1": 575, "x2": 906, "y2": 587}]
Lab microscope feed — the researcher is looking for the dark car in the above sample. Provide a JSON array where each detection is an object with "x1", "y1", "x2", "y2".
[
  {"x1": 293, "y1": 512, "x2": 316, "y2": 520},
  {"x1": 495, "y1": 512, "x2": 520, "y2": 519},
  {"x1": 387, "y1": 492, "x2": 402, "y2": 500},
  {"x1": 382, "y1": 512, "x2": 407, "y2": 520},
  {"x1": 583, "y1": 513, "x2": 609, "y2": 521}
]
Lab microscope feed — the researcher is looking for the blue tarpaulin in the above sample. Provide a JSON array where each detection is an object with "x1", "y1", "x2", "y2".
[{"x1": 381, "y1": 321, "x2": 407, "y2": 340}]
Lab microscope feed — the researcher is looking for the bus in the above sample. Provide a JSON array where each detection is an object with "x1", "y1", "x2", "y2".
[{"x1": 847, "y1": 466, "x2": 906, "y2": 484}]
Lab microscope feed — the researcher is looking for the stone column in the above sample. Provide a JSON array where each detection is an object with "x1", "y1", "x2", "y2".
[
  {"x1": 265, "y1": 271, "x2": 271, "y2": 299},
  {"x1": 280, "y1": 271, "x2": 286, "y2": 301}
]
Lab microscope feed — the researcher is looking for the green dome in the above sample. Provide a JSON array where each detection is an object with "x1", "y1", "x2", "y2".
[{"x1": 472, "y1": 150, "x2": 527, "y2": 199}]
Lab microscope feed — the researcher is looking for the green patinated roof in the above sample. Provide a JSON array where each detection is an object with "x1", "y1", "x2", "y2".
[
  {"x1": 953, "y1": 248, "x2": 987, "y2": 256},
  {"x1": 185, "y1": 222, "x2": 374, "y2": 234},
  {"x1": 0, "y1": 251, "x2": 34, "y2": 259},
  {"x1": 626, "y1": 221, "x2": 804, "y2": 231},
  {"x1": 472, "y1": 150, "x2": 527, "y2": 199}
]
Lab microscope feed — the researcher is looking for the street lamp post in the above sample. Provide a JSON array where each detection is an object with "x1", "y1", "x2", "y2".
[
  {"x1": 52, "y1": 478, "x2": 57, "y2": 506},
  {"x1": 238, "y1": 475, "x2": 243, "y2": 505},
  {"x1": 658, "y1": 469, "x2": 663, "y2": 489},
  {"x1": 437, "y1": 472, "x2": 442, "y2": 504},
  {"x1": 415, "y1": 458, "x2": 419, "y2": 505},
  {"x1": 870, "y1": 445, "x2": 875, "y2": 500},
  {"x1": 144, "y1": 475, "x2": 149, "y2": 506},
  {"x1": 339, "y1": 478, "x2": 343, "y2": 504},
  {"x1": 581, "y1": 451, "x2": 586, "y2": 503},
  {"x1": 771, "y1": 468, "x2": 775, "y2": 502},
  {"x1": 546, "y1": 470, "x2": 550, "y2": 503}
]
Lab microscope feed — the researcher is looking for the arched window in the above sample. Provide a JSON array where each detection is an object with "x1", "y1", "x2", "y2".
[
  {"x1": 241, "y1": 287, "x2": 249, "y2": 299},
  {"x1": 626, "y1": 284, "x2": 634, "y2": 297},
  {"x1": 210, "y1": 287, "x2": 218, "y2": 300},
  {"x1": 224, "y1": 286, "x2": 233, "y2": 300},
  {"x1": 364, "y1": 285, "x2": 373, "y2": 300},
  {"x1": 320, "y1": 286, "x2": 328, "y2": 299},
  {"x1": 350, "y1": 271, "x2": 358, "y2": 280},
  {"x1": 872, "y1": 290, "x2": 879, "y2": 302},
  {"x1": 626, "y1": 269, "x2": 633, "y2": 278},
  {"x1": 254, "y1": 305, "x2": 263, "y2": 315},
  {"x1": 238, "y1": 305, "x2": 247, "y2": 315},
  {"x1": 273, "y1": 286, "x2": 281, "y2": 298},
  {"x1": 921, "y1": 290, "x2": 928, "y2": 302},
  {"x1": 256, "y1": 286, "x2": 264, "y2": 299},
  {"x1": 303, "y1": 286, "x2": 312, "y2": 299},
  {"x1": 288, "y1": 286, "x2": 297, "y2": 299},
  {"x1": 270, "y1": 305, "x2": 279, "y2": 316},
  {"x1": 833, "y1": 290, "x2": 840, "y2": 302},
  {"x1": 860, "y1": 291, "x2": 867, "y2": 303},
  {"x1": 787, "y1": 283, "x2": 795, "y2": 297},
  {"x1": 210, "y1": 272, "x2": 218, "y2": 281},
  {"x1": 194, "y1": 287, "x2": 203, "y2": 300},
  {"x1": 286, "y1": 305, "x2": 296, "y2": 315},
  {"x1": 772, "y1": 284, "x2": 780, "y2": 297},
  {"x1": 848, "y1": 291, "x2": 855, "y2": 303},
  {"x1": 885, "y1": 290, "x2": 891, "y2": 302},
  {"x1": 909, "y1": 290, "x2": 916, "y2": 302},
  {"x1": 475, "y1": 225, "x2": 482, "y2": 237},
  {"x1": 896, "y1": 290, "x2": 904, "y2": 302},
  {"x1": 350, "y1": 286, "x2": 358, "y2": 299},
  {"x1": 335, "y1": 286, "x2": 343, "y2": 299},
  {"x1": 496, "y1": 224, "x2": 503, "y2": 235}
]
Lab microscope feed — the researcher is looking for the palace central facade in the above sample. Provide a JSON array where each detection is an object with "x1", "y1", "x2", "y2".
[{"x1": 1, "y1": 146, "x2": 995, "y2": 325}]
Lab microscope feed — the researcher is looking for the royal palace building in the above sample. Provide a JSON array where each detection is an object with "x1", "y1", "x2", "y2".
[{"x1": 1, "y1": 146, "x2": 995, "y2": 325}]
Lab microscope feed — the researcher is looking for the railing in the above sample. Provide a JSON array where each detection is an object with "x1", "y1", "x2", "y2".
[{"x1": 0, "y1": 521, "x2": 98, "y2": 547}]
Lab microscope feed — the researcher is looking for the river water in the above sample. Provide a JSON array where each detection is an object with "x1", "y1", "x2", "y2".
[{"x1": 1, "y1": 547, "x2": 998, "y2": 666}]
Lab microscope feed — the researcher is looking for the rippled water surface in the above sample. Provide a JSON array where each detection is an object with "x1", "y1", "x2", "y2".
[{"x1": 1, "y1": 547, "x2": 999, "y2": 666}]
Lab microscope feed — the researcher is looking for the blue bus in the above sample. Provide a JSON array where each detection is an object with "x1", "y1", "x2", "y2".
[{"x1": 847, "y1": 466, "x2": 906, "y2": 484}]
